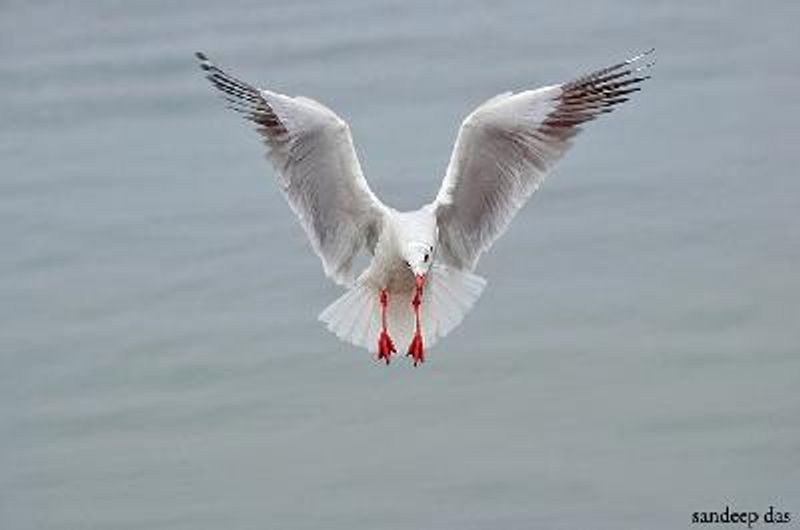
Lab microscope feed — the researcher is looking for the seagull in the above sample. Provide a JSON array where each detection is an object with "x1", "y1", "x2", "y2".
[{"x1": 196, "y1": 49, "x2": 654, "y2": 365}]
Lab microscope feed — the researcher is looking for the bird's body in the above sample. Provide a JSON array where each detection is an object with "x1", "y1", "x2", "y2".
[
  {"x1": 196, "y1": 49, "x2": 653, "y2": 365},
  {"x1": 366, "y1": 208, "x2": 436, "y2": 292},
  {"x1": 317, "y1": 205, "x2": 486, "y2": 364}
]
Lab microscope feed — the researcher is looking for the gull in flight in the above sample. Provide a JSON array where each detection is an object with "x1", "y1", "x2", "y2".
[{"x1": 196, "y1": 49, "x2": 654, "y2": 365}]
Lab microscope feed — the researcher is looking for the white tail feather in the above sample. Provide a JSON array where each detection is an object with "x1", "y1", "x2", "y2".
[
  {"x1": 319, "y1": 265, "x2": 486, "y2": 353},
  {"x1": 318, "y1": 281, "x2": 380, "y2": 351}
]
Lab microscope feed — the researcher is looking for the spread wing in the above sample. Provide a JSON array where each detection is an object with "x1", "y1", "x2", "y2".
[
  {"x1": 197, "y1": 52, "x2": 387, "y2": 286},
  {"x1": 433, "y1": 50, "x2": 654, "y2": 270}
]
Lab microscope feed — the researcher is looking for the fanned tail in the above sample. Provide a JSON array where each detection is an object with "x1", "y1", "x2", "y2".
[
  {"x1": 319, "y1": 265, "x2": 486, "y2": 355},
  {"x1": 318, "y1": 282, "x2": 381, "y2": 352},
  {"x1": 421, "y1": 265, "x2": 486, "y2": 345}
]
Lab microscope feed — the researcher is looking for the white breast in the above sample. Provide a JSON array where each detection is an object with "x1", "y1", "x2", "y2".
[{"x1": 363, "y1": 214, "x2": 415, "y2": 292}]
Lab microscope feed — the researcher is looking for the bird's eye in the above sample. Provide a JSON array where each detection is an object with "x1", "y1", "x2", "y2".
[
  {"x1": 423, "y1": 254, "x2": 429, "y2": 263},
  {"x1": 404, "y1": 260, "x2": 410, "y2": 267}
]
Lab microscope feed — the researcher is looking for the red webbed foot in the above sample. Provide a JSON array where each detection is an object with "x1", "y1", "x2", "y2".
[
  {"x1": 407, "y1": 274, "x2": 425, "y2": 366},
  {"x1": 376, "y1": 288, "x2": 396, "y2": 365},
  {"x1": 377, "y1": 330, "x2": 396, "y2": 364},
  {"x1": 407, "y1": 332, "x2": 424, "y2": 366}
]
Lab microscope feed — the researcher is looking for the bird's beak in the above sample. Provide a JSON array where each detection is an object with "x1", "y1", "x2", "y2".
[{"x1": 415, "y1": 274, "x2": 426, "y2": 289}]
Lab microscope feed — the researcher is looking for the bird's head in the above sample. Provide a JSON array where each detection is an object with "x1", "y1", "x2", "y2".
[{"x1": 403, "y1": 241, "x2": 434, "y2": 287}]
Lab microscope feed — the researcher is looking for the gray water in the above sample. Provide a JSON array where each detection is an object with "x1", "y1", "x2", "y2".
[{"x1": 2, "y1": 1, "x2": 799, "y2": 529}]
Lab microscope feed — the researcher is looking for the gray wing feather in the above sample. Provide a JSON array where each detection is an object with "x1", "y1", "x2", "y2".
[
  {"x1": 434, "y1": 50, "x2": 654, "y2": 270},
  {"x1": 197, "y1": 52, "x2": 386, "y2": 285}
]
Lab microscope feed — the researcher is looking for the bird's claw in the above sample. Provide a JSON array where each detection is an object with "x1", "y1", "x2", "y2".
[
  {"x1": 377, "y1": 330, "x2": 396, "y2": 364},
  {"x1": 407, "y1": 332, "x2": 424, "y2": 366}
]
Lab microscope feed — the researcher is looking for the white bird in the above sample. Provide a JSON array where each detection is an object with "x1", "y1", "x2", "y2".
[{"x1": 196, "y1": 50, "x2": 654, "y2": 365}]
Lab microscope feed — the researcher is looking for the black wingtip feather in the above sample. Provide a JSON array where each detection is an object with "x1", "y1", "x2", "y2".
[
  {"x1": 542, "y1": 51, "x2": 653, "y2": 133},
  {"x1": 194, "y1": 56, "x2": 290, "y2": 137}
]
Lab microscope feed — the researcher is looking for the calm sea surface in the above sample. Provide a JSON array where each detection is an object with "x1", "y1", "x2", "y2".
[{"x1": 2, "y1": 1, "x2": 799, "y2": 528}]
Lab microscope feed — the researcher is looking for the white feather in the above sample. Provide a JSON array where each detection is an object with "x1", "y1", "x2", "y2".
[
  {"x1": 319, "y1": 264, "x2": 485, "y2": 353},
  {"x1": 198, "y1": 50, "x2": 653, "y2": 356},
  {"x1": 198, "y1": 53, "x2": 387, "y2": 286},
  {"x1": 433, "y1": 50, "x2": 654, "y2": 270}
]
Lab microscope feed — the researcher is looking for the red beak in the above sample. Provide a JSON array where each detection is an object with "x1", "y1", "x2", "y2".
[{"x1": 415, "y1": 274, "x2": 426, "y2": 289}]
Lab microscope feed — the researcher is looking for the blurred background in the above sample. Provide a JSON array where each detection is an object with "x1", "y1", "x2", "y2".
[{"x1": 1, "y1": 1, "x2": 798, "y2": 528}]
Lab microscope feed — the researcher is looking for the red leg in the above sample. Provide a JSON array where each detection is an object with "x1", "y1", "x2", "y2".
[
  {"x1": 377, "y1": 288, "x2": 396, "y2": 364},
  {"x1": 407, "y1": 278, "x2": 424, "y2": 366}
]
